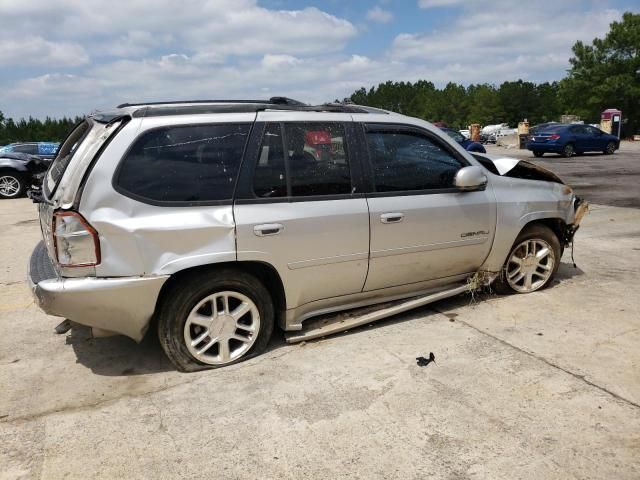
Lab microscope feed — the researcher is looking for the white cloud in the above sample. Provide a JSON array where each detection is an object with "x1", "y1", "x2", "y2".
[
  {"x1": 0, "y1": 1, "x2": 356, "y2": 58},
  {"x1": 418, "y1": 0, "x2": 463, "y2": 8},
  {"x1": 394, "y1": 3, "x2": 621, "y2": 82},
  {"x1": 367, "y1": 6, "x2": 394, "y2": 23},
  {"x1": 0, "y1": 36, "x2": 88, "y2": 67},
  {"x1": 0, "y1": 0, "x2": 626, "y2": 119}
]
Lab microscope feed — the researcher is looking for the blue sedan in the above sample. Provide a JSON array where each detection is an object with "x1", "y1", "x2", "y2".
[
  {"x1": 440, "y1": 128, "x2": 486, "y2": 153},
  {"x1": 527, "y1": 124, "x2": 619, "y2": 158}
]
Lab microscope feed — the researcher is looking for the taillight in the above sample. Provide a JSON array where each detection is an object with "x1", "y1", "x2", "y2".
[
  {"x1": 549, "y1": 134, "x2": 560, "y2": 140},
  {"x1": 53, "y1": 211, "x2": 100, "y2": 267}
]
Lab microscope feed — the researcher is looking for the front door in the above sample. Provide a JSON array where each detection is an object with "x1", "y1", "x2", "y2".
[
  {"x1": 234, "y1": 115, "x2": 370, "y2": 309},
  {"x1": 361, "y1": 124, "x2": 496, "y2": 291}
]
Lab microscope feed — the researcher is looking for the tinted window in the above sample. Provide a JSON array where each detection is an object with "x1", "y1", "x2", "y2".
[
  {"x1": 286, "y1": 123, "x2": 351, "y2": 196},
  {"x1": 14, "y1": 144, "x2": 38, "y2": 154},
  {"x1": 254, "y1": 123, "x2": 287, "y2": 198},
  {"x1": 118, "y1": 123, "x2": 250, "y2": 202},
  {"x1": 45, "y1": 120, "x2": 92, "y2": 196},
  {"x1": 366, "y1": 131, "x2": 463, "y2": 192}
]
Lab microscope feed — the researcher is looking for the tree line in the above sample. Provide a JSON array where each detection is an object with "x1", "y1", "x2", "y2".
[
  {"x1": 349, "y1": 80, "x2": 564, "y2": 129},
  {"x1": 0, "y1": 112, "x2": 82, "y2": 146}
]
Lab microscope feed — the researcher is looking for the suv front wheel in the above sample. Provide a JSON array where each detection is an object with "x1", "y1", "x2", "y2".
[
  {"x1": 157, "y1": 269, "x2": 274, "y2": 371},
  {"x1": 494, "y1": 224, "x2": 561, "y2": 294}
]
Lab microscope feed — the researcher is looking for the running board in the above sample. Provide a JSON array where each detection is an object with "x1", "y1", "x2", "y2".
[{"x1": 285, "y1": 283, "x2": 469, "y2": 343}]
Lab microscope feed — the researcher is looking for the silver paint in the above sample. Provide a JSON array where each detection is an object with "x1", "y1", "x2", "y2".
[{"x1": 29, "y1": 105, "x2": 580, "y2": 341}]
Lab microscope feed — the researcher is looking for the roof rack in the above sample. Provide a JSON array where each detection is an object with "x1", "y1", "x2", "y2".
[
  {"x1": 126, "y1": 102, "x2": 381, "y2": 118},
  {"x1": 117, "y1": 96, "x2": 307, "y2": 109}
]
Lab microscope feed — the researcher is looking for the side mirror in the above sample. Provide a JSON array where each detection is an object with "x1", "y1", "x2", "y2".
[{"x1": 454, "y1": 166, "x2": 488, "y2": 191}]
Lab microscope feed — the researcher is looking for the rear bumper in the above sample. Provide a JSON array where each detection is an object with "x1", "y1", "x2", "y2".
[
  {"x1": 28, "y1": 241, "x2": 169, "y2": 342},
  {"x1": 526, "y1": 142, "x2": 563, "y2": 152}
]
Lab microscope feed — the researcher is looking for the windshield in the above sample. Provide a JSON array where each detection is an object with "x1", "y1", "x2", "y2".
[{"x1": 44, "y1": 120, "x2": 92, "y2": 197}]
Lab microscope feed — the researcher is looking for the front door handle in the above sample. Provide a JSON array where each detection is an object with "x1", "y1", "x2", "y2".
[
  {"x1": 254, "y1": 223, "x2": 284, "y2": 236},
  {"x1": 380, "y1": 213, "x2": 404, "y2": 224}
]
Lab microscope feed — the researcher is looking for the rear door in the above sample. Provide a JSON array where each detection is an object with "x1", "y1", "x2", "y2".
[
  {"x1": 360, "y1": 123, "x2": 496, "y2": 291},
  {"x1": 234, "y1": 113, "x2": 370, "y2": 309}
]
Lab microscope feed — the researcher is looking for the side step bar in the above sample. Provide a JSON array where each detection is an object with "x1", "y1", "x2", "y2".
[{"x1": 285, "y1": 283, "x2": 469, "y2": 343}]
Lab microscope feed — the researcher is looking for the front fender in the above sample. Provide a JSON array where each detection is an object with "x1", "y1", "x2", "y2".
[{"x1": 479, "y1": 174, "x2": 576, "y2": 272}]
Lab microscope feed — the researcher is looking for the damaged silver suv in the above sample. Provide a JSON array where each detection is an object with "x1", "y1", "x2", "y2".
[{"x1": 29, "y1": 98, "x2": 587, "y2": 371}]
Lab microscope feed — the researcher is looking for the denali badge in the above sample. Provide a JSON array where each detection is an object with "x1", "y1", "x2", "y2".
[{"x1": 461, "y1": 230, "x2": 490, "y2": 238}]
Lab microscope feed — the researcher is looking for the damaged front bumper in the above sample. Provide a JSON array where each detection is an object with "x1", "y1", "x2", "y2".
[{"x1": 562, "y1": 197, "x2": 589, "y2": 246}]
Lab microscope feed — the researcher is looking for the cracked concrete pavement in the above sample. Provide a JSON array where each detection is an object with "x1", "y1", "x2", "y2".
[{"x1": 1, "y1": 168, "x2": 640, "y2": 478}]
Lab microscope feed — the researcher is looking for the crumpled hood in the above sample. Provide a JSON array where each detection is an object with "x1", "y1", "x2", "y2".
[{"x1": 472, "y1": 153, "x2": 565, "y2": 184}]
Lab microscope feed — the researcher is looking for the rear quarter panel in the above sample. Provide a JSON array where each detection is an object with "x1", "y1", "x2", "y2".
[{"x1": 79, "y1": 113, "x2": 254, "y2": 277}]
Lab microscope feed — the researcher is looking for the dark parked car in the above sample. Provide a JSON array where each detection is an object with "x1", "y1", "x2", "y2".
[
  {"x1": 441, "y1": 128, "x2": 486, "y2": 153},
  {"x1": 0, "y1": 152, "x2": 51, "y2": 198},
  {"x1": 0, "y1": 142, "x2": 59, "y2": 160},
  {"x1": 527, "y1": 124, "x2": 619, "y2": 158}
]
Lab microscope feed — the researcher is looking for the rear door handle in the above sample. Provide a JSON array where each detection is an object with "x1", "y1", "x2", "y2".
[
  {"x1": 380, "y1": 213, "x2": 404, "y2": 224},
  {"x1": 254, "y1": 223, "x2": 284, "y2": 236}
]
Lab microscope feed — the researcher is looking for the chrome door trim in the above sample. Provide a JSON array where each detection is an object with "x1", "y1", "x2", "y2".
[
  {"x1": 371, "y1": 236, "x2": 489, "y2": 259},
  {"x1": 287, "y1": 251, "x2": 369, "y2": 270}
]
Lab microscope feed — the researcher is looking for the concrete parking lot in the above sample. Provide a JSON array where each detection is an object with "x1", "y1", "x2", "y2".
[{"x1": 1, "y1": 145, "x2": 639, "y2": 479}]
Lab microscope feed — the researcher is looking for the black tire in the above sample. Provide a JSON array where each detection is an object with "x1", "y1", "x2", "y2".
[
  {"x1": 604, "y1": 142, "x2": 616, "y2": 155},
  {"x1": 493, "y1": 224, "x2": 562, "y2": 295},
  {"x1": 562, "y1": 143, "x2": 575, "y2": 158},
  {"x1": 157, "y1": 268, "x2": 274, "y2": 372},
  {"x1": 533, "y1": 151, "x2": 544, "y2": 158},
  {"x1": 0, "y1": 171, "x2": 26, "y2": 199}
]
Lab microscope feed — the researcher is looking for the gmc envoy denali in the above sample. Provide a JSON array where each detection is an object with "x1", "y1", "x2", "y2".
[{"x1": 28, "y1": 98, "x2": 587, "y2": 371}]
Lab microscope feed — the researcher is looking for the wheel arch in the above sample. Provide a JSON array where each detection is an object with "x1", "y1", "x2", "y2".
[
  {"x1": 521, "y1": 217, "x2": 566, "y2": 246},
  {"x1": 153, "y1": 260, "x2": 287, "y2": 331}
]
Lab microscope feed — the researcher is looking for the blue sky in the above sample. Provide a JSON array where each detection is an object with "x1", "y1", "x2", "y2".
[{"x1": 0, "y1": 0, "x2": 636, "y2": 119}]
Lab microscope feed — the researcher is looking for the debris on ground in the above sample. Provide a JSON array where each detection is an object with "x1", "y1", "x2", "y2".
[
  {"x1": 54, "y1": 319, "x2": 73, "y2": 334},
  {"x1": 416, "y1": 353, "x2": 436, "y2": 367}
]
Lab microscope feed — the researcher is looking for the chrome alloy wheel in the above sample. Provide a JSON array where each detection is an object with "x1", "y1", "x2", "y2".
[
  {"x1": 0, "y1": 175, "x2": 21, "y2": 197},
  {"x1": 184, "y1": 291, "x2": 260, "y2": 365},
  {"x1": 505, "y1": 239, "x2": 555, "y2": 293}
]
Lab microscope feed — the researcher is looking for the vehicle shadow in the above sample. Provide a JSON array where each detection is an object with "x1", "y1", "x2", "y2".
[
  {"x1": 66, "y1": 324, "x2": 174, "y2": 376},
  {"x1": 65, "y1": 263, "x2": 585, "y2": 375}
]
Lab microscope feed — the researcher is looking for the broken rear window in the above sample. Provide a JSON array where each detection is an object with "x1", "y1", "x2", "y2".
[{"x1": 116, "y1": 123, "x2": 250, "y2": 203}]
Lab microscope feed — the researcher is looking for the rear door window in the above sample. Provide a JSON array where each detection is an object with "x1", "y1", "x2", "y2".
[
  {"x1": 117, "y1": 123, "x2": 251, "y2": 203},
  {"x1": 286, "y1": 123, "x2": 351, "y2": 197},
  {"x1": 252, "y1": 122, "x2": 352, "y2": 198},
  {"x1": 253, "y1": 123, "x2": 287, "y2": 198}
]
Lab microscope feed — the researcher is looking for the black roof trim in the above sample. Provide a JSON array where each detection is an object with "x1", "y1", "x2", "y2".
[
  {"x1": 129, "y1": 102, "x2": 380, "y2": 118},
  {"x1": 117, "y1": 96, "x2": 306, "y2": 108}
]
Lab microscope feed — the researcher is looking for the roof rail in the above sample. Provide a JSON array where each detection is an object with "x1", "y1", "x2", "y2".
[
  {"x1": 116, "y1": 97, "x2": 307, "y2": 109},
  {"x1": 128, "y1": 102, "x2": 379, "y2": 118}
]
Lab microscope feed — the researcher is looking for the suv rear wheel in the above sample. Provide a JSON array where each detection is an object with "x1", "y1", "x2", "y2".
[
  {"x1": 157, "y1": 269, "x2": 274, "y2": 372},
  {"x1": 494, "y1": 224, "x2": 561, "y2": 294}
]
